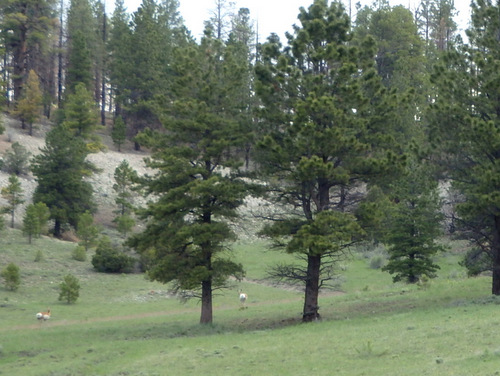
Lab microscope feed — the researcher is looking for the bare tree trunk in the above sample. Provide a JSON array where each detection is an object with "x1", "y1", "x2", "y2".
[
  {"x1": 57, "y1": 0, "x2": 64, "y2": 108},
  {"x1": 303, "y1": 254, "x2": 321, "y2": 322},
  {"x1": 492, "y1": 216, "x2": 500, "y2": 295},
  {"x1": 200, "y1": 279, "x2": 213, "y2": 324}
]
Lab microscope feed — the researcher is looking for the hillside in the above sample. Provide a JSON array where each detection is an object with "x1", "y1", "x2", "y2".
[{"x1": 0, "y1": 113, "x2": 150, "y2": 228}]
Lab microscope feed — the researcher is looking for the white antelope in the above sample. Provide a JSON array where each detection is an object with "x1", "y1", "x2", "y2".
[
  {"x1": 36, "y1": 309, "x2": 51, "y2": 321},
  {"x1": 239, "y1": 291, "x2": 248, "y2": 309}
]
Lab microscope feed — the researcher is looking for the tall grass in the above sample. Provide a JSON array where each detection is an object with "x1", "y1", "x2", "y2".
[{"x1": 1, "y1": 228, "x2": 500, "y2": 375}]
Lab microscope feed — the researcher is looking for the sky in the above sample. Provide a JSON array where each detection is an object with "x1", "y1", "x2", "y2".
[{"x1": 117, "y1": 0, "x2": 472, "y2": 42}]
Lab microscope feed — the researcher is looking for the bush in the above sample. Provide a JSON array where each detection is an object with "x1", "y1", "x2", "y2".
[
  {"x1": 1, "y1": 263, "x2": 21, "y2": 291},
  {"x1": 34, "y1": 250, "x2": 44, "y2": 262},
  {"x1": 58, "y1": 274, "x2": 80, "y2": 304},
  {"x1": 369, "y1": 254, "x2": 387, "y2": 270},
  {"x1": 2, "y1": 142, "x2": 31, "y2": 175},
  {"x1": 72, "y1": 245, "x2": 87, "y2": 261},
  {"x1": 459, "y1": 247, "x2": 492, "y2": 277},
  {"x1": 91, "y1": 236, "x2": 135, "y2": 273}
]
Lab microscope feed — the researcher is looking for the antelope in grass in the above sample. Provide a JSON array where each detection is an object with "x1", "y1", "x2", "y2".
[
  {"x1": 239, "y1": 291, "x2": 248, "y2": 310},
  {"x1": 36, "y1": 309, "x2": 51, "y2": 321}
]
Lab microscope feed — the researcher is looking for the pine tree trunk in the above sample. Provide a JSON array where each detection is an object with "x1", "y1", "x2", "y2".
[
  {"x1": 200, "y1": 279, "x2": 213, "y2": 324},
  {"x1": 492, "y1": 216, "x2": 500, "y2": 295},
  {"x1": 303, "y1": 254, "x2": 321, "y2": 322}
]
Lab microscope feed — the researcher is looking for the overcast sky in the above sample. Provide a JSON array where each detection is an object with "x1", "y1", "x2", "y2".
[{"x1": 117, "y1": 0, "x2": 472, "y2": 42}]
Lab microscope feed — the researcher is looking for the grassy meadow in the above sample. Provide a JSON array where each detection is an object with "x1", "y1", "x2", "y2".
[{"x1": 1, "y1": 228, "x2": 500, "y2": 375}]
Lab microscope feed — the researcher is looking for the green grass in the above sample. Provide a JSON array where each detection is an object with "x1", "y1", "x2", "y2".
[{"x1": 2, "y1": 228, "x2": 500, "y2": 375}]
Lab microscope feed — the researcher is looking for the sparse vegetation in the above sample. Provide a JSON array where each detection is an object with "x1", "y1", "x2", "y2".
[
  {"x1": 58, "y1": 274, "x2": 80, "y2": 304},
  {"x1": 1, "y1": 262, "x2": 20, "y2": 291},
  {"x1": 72, "y1": 245, "x2": 87, "y2": 261}
]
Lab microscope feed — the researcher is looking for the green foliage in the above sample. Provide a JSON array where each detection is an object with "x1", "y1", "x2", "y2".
[
  {"x1": 113, "y1": 159, "x2": 137, "y2": 217},
  {"x1": 111, "y1": 116, "x2": 127, "y2": 151},
  {"x1": 62, "y1": 83, "x2": 103, "y2": 152},
  {"x1": 66, "y1": 0, "x2": 95, "y2": 94},
  {"x1": 459, "y1": 247, "x2": 491, "y2": 277},
  {"x1": 427, "y1": 0, "x2": 500, "y2": 294},
  {"x1": 32, "y1": 125, "x2": 95, "y2": 237},
  {"x1": 23, "y1": 202, "x2": 50, "y2": 243},
  {"x1": 1, "y1": 174, "x2": 24, "y2": 228},
  {"x1": 72, "y1": 245, "x2": 87, "y2": 262},
  {"x1": 2, "y1": 142, "x2": 31, "y2": 176},
  {"x1": 58, "y1": 274, "x2": 80, "y2": 304},
  {"x1": 128, "y1": 24, "x2": 253, "y2": 324},
  {"x1": 1, "y1": 262, "x2": 20, "y2": 291},
  {"x1": 113, "y1": 214, "x2": 135, "y2": 238},
  {"x1": 23, "y1": 204, "x2": 39, "y2": 243},
  {"x1": 254, "y1": 0, "x2": 405, "y2": 320},
  {"x1": 77, "y1": 211, "x2": 99, "y2": 251},
  {"x1": 13, "y1": 70, "x2": 43, "y2": 135},
  {"x1": 92, "y1": 236, "x2": 135, "y2": 273},
  {"x1": 34, "y1": 250, "x2": 44, "y2": 262},
  {"x1": 382, "y1": 161, "x2": 444, "y2": 283}
]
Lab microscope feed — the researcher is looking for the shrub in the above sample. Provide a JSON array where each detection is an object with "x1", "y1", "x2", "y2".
[
  {"x1": 34, "y1": 250, "x2": 44, "y2": 262},
  {"x1": 72, "y1": 245, "x2": 87, "y2": 261},
  {"x1": 459, "y1": 247, "x2": 492, "y2": 277},
  {"x1": 91, "y1": 236, "x2": 135, "y2": 273},
  {"x1": 58, "y1": 274, "x2": 80, "y2": 304},
  {"x1": 2, "y1": 142, "x2": 31, "y2": 175},
  {"x1": 369, "y1": 254, "x2": 387, "y2": 270},
  {"x1": 1, "y1": 263, "x2": 21, "y2": 291}
]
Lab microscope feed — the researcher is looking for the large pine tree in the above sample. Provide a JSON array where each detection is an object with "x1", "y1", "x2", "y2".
[
  {"x1": 255, "y1": 0, "x2": 404, "y2": 321},
  {"x1": 428, "y1": 0, "x2": 500, "y2": 295},
  {"x1": 127, "y1": 29, "x2": 254, "y2": 324}
]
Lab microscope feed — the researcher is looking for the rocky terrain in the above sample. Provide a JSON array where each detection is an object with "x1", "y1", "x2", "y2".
[{"x1": 0, "y1": 114, "x2": 150, "y2": 228}]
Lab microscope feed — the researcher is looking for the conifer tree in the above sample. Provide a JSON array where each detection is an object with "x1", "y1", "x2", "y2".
[
  {"x1": 255, "y1": 0, "x2": 404, "y2": 321},
  {"x1": 428, "y1": 0, "x2": 500, "y2": 295},
  {"x1": 382, "y1": 160, "x2": 444, "y2": 283},
  {"x1": 128, "y1": 29, "x2": 253, "y2": 324},
  {"x1": 111, "y1": 115, "x2": 127, "y2": 151},
  {"x1": 0, "y1": 0, "x2": 57, "y2": 102},
  {"x1": 1, "y1": 174, "x2": 24, "y2": 228},
  {"x1": 14, "y1": 70, "x2": 43, "y2": 135},
  {"x1": 32, "y1": 125, "x2": 95, "y2": 237},
  {"x1": 66, "y1": 0, "x2": 96, "y2": 93}
]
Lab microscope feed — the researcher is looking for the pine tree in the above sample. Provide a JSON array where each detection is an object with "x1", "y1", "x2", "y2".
[
  {"x1": 108, "y1": 0, "x2": 132, "y2": 117},
  {"x1": 382, "y1": 160, "x2": 444, "y2": 283},
  {"x1": 13, "y1": 70, "x2": 43, "y2": 135},
  {"x1": 111, "y1": 115, "x2": 127, "y2": 151},
  {"x1": 66, "y1": 0, "x2": 96, "y2": 93},
  {"x1": 77, "y1": 211, "x2": 99, "y2": 251},
  {"x1": 255, "y1": 0, "x2": 404, "y2": 321},
  {"x1": 58, "y1": 274, "x2": 80, "y2": 303},
  {"x1": 32, "y1": 125, "x2": 95, "y2": 237},
  {"x1": 428, "y1": 0, "x2": 500, "y2": 295},
  {"x1": 127, "y1": 30, "x2": 253, "y2": 324},
  {"x1": 23, "y1": 204, "x2": 39, "y2": 244},
  {"x1": 0, "y1": 0, "x2": 57, "y2": 102},
  {"x1": 1, "y1": 174, "x2": 24, "y2": 228},
  {"x1": 61, "y1": 82, "x2": 103, "y2": 152}
]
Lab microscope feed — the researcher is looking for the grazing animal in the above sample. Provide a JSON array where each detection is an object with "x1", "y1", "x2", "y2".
[
  {"x1": 36, "y1": 309, "x2": 51, "y2": 321},
  {"x1": 239, "y1": 291, "x2": 248, "y2": 309}
]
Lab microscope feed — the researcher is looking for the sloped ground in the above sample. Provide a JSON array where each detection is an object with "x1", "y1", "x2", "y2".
[
  {"x1": 0, "y1": 114, "x2": 267, "y2": 237},
  {"x1": 0, "y1": 114, "x2": 149, "y2": 228}
]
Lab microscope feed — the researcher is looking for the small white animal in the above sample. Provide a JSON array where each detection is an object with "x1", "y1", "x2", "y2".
[
  {"x1": 36, "y1": 309, "x2": 51, "y2": 321},
  {"x1": 239, "y1": 291, "x2": 248, "y2": 308}
]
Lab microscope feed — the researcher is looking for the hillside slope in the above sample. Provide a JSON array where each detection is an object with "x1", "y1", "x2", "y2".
[{"x1": 0, "y1": 114, "x2": 150, "y2": 228}]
